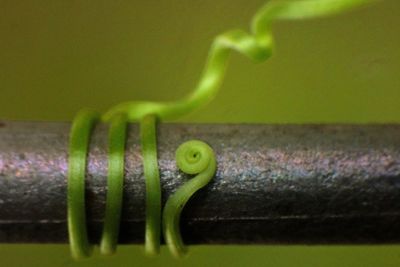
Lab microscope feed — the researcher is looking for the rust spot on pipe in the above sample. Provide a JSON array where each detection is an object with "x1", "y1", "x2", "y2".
[{"x1": 0, "y1": 122, "x2": 5, "y2": 128}]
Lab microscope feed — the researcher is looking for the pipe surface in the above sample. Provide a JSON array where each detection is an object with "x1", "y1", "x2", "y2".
[{"x1": 0, "y1": 122, "x2": 400, "y2": 244}]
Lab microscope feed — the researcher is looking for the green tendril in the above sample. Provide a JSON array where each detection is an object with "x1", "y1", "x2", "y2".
[
  {"x1": 140, "y1": 114, "x2": 161, "y2": 256},
  {"x1": 67, "y1": 0, "x2": 377, "y2": 260},
  {"x1": 100, "y1": 114, "x2": 128, "y2": 255},
  {"x1": 68, "y1": 109, "x2": 100, "y2": 260},
  {"x1": 163, "y1": 140, "x2": 217, "y2": 258},
  {"x1": 102, "y1": 0, "x2": 375, "y2": 122}
]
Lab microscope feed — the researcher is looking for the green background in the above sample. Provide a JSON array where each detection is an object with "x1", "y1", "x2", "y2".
[{"x1": 0, "y1": 0, "x2": 399, "y2": 266}]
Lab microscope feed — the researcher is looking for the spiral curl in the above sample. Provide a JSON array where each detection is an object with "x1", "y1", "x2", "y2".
[
  {"x1": 163, "y1": 141, "x2": 217, "y2": 258},
  {"x1": 67, "y1": 0, "x2": 376, "y2": 260}
]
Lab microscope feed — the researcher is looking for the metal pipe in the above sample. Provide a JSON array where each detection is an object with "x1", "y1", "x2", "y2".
[{"x1": 0, "y1": 122, "x2": 400, "y2": 244}]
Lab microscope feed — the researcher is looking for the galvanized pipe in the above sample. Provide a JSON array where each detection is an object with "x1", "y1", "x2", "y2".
[{"x1": 0, "y1": 122, "x2": 400, "y2": 244}]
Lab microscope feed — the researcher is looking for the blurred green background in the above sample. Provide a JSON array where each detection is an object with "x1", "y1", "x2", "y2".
[{"x1": 0, "y1": 0, "x2": 399, "y2": 266}]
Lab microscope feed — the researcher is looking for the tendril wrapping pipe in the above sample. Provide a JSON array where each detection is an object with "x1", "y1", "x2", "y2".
[
  {"x1": 66, "y1": 0, "x2": 377, "y2": 259},
  {"x1": 1, "y1": 0, "x2": 380, "y2": 260}
]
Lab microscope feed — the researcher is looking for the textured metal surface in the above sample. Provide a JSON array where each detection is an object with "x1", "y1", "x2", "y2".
[{"x1": 0, "y1": 122, "x2": 400, "y2": 244}]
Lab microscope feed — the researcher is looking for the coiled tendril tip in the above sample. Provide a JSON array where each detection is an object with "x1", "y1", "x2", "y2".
[{"x1": 163, "y1": 140, "x2": 217, "y2": 258}]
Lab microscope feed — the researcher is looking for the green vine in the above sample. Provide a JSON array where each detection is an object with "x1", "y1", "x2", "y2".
[{"x1": 67, "y1": 0, "x2": 376, "y2": 260}]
